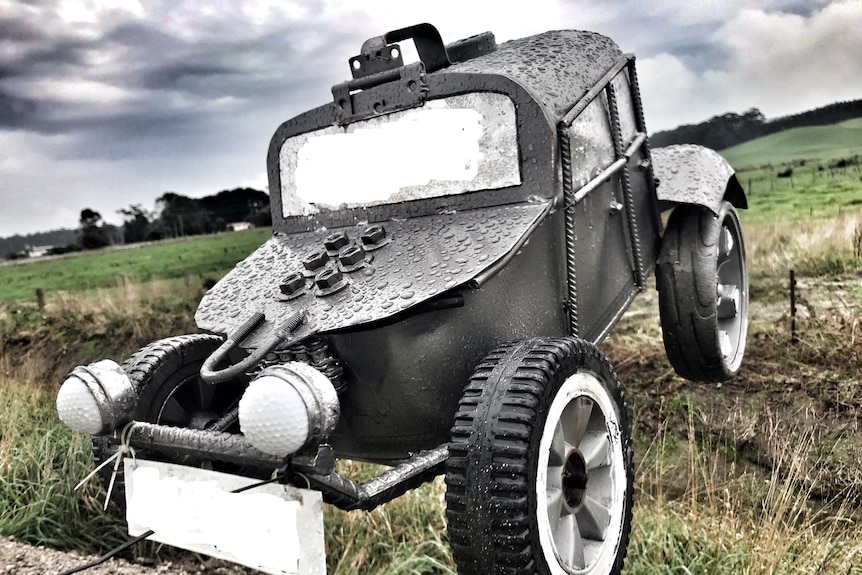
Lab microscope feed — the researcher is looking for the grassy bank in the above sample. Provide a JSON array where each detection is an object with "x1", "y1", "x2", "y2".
[{"x1": 0, "y1": 228, "x2": 269, "y2": 304}]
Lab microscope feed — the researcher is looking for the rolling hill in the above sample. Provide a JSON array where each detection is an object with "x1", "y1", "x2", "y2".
[{"x1": 719, "y1": 118, "x2": 862, "y2": 170}]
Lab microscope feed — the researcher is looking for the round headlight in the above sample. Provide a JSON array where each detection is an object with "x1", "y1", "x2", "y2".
[
  {"x1": 239, "y1": 362, "x2": 339, "y2": 458},
  {"x1": 56, "y1": 360, "x2": 136, "y2": 435}
]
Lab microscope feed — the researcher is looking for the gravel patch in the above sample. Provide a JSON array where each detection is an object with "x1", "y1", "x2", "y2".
[{"x1": 0, "y1": 536, "x2": 259, "y2": 575}]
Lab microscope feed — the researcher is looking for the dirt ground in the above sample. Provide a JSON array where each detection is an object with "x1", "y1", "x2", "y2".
[
  {"x1": 606, "y1": 272, "x2": 862, "y2": 504},
  {"x1": 0, "y1": 535, "x2": 261, "y2": 575}
]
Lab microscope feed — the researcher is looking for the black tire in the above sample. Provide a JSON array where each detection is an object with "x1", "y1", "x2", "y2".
[
  {"x1": 656, "y1": 200, "x2": 748, "y2": 382},
  {"x1": 446, "y1": 338, "x2": 633, "y2": 575},
  {"x1": 93, "y1": 334, "x2": 251, "y2": 508}
]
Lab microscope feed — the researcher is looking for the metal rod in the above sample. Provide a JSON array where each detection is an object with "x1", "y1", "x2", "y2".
[
  {"x1": 607, "y1": 85, "x2": 647, "y2": 290},
  {"x1": 567, "y1": 134, "x2": 645, "y2": 207},
  {"x1": 560, "y1": 54, "x2": 633, "y2": 127},
  {"x1": 128, "y1": 422, "x2": 282, "y2": 467},
  {"x1": 559, "y1": 131, "x2": 580, "y2": 337},
  {"x1": 303, "y1": 446, "x2": 448, "y2": 511},
  {"x1": 125, "y1": 422, "x2": 447, "y2": 511},
  {"x1": 626, "y1": 58, "x2": 664, "y2": 235}
]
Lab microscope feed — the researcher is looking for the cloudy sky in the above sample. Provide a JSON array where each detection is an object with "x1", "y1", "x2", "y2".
[{"x1": 1, "y1": 0, "x2": 860, "y2": 237}]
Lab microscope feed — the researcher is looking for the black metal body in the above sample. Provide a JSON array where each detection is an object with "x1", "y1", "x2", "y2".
[{"x1": 192, "y1": 25, "x2": 741, "y2": 465}]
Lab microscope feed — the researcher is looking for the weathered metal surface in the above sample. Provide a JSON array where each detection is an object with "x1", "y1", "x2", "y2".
[
  {"x1": 325, "y1": 212, "x2": 569, "y2": 460},
  {"x1": 447, "y1": 30, "x2": 623, "y2": 121},
  {"x1": 195, "y1": 202, "x2": 550, "y2": 347},
  {"x1": 652, "y1": 144, "x2": 747, "y2": 213}
]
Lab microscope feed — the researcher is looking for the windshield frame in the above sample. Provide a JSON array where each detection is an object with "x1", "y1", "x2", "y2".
[{"x1": 267, "y1": 72, "x2": 555, "y2": 233}]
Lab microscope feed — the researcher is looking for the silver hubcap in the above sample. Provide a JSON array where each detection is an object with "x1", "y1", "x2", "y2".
[
  {"x1": 716, "y1": 215, "x2": 747, "y2": 371},
  {"x1": 537, "y1": 373, "x2": 626, "y2": 574}
]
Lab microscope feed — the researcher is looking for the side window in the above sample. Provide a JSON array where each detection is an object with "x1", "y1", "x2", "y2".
[
  {"x1": 610, "y1": 71, "x2": 638, "y2": 144},
  {"x1": 566, "y1": 95, "x2": 616, "y2": 188}
]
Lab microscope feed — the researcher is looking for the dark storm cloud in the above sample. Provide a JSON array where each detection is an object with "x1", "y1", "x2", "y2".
[
  {"x1": 0, "y1": 11, "x2": 329, "y2": 160},
  {"x1": 0, "y1": 90, "x2": 39, "y2": 128},
  {"x1": 0, "y1": 16, "x2": 44, "y2": 42},
  {"x1": 141, "y1": 62, "x2": 239, "y2": 92}
]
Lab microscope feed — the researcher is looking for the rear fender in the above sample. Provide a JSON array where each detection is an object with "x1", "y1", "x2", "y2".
[{"x1": 652, "y1": 144, "x2": 747, "y2": 214}]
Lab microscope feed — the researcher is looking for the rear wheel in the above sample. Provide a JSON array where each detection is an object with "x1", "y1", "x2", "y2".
[
  {"x1": 446, "y1": 338, "x2": 633, "y2": 575},
  {"x1": 93, "y1": 334, "x2": 253, "y2": 508},
  {"x1": 656, "y1": 200, "x2": 748, "y2": 382}
]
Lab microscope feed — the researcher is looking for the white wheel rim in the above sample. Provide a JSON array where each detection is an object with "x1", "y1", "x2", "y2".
[
  {"x1": 536, "y1": 371, "x2": 626, "y2": 575},
  {"x1": 715, "y1": 211, "x2": 748, "y2": 373}
]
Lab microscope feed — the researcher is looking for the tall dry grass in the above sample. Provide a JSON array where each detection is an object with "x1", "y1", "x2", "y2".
[
  {"x1": 627, "y1": 400, "x2": 862, "y2": 575},
  {"x1": 744, "y1": 210, "x2": 862, "y2": 277}
]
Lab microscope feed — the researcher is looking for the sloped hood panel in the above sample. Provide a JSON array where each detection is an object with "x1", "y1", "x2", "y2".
[{"x1": 195, "y1": 201, "x2": 550, "y2": 348}]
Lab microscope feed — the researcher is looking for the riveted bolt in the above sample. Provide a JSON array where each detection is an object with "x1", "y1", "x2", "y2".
[
  {"x1": 339, "y1": 243, "x2": 366, "y2": 267},
  {"x1": 360, "y1": 225, "x2": 386, "y2": 247},
  {"x1": 302, "y1": 250, "x2": 329, "y2": 272},
  {"x1": 315, "y1": 267, "x2": 344, "y2": 291},
  {"x1": 279, "y1": 271, "x2": 306, "y2": 296},
  {"x1": 323, "y1": 231, "x2": 349, "y2": 253}
]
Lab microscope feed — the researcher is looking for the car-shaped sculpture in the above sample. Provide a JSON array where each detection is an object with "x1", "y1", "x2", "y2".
[{"x1": 56, "y1": 23, "x2": 748, "y2": 575}]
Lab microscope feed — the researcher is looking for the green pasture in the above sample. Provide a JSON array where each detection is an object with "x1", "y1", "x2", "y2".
[
  {"x1": 0, "y1": 228, "x2": 270, "y2": 304},
  {"x1": 721, "y1": 118, "x2": 862, "y2": 169},
  {"x1": 3, "y1": 123, "x2": 862, "y2": 306},
  {"x1": 734, "y1": 163, "x2": 862, "y2": 226},
  {"x1": 715, "y1": 121, "x2": 862, "y2": 226}
]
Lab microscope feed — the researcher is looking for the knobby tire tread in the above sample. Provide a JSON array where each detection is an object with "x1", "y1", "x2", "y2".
[{"x1": 445, "y1": 337, "x2": 633, "y2": 575}]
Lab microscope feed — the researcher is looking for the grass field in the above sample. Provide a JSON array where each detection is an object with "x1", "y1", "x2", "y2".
[
  {"x1": 0, "y1": 228, "x2": 270, "y2": 304},
  {"x1": 721, "y1": 118, "x2": 862, "y2": 169},
  {"x1": 715, "y1": 118, "x2": 862, "y2": 227}
]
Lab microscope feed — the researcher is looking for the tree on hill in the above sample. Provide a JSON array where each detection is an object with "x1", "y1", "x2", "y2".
[
  {"x1": 651, "y1": 99, "x2": 862, "y2": 150},
  {"x1": 118, "y1": 204, "x2": 152, "y2": 244},
  {"x1": 79, "y1": 208, "x2": 110, "y2": 250},
  {"x1": 199, "y1": 188, "x2": 269, "y2": 225},
  {"x1": 652, "y1": 108, "x2": 766, "y2": 149},
  {"x1": 155, "y1": 192, "x2": 213, "y2": 238}
]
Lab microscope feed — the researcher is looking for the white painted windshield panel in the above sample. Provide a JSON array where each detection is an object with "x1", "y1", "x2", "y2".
[{"x1": 280, "y1": 93, "x2": 520, "y2": 217}]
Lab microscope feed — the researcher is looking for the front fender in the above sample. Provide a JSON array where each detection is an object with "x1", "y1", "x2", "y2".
[{"x1": 652, "y1": 144, "x2": 747, "y2": 214}]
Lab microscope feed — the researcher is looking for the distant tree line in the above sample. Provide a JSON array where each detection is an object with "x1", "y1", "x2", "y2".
[
  {"x1": 651, "y1": 99, "x2": 862, "y2": 151},
  {"x1": 2, "y1": 188, "x2": 270, "y2": 259}
]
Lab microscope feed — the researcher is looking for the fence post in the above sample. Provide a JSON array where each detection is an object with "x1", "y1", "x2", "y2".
[
  {"x1": 789, "y1": 270, "x2": 798, "y2": 344},
  {"x1": 35, "y1": 288, "x2": 45, "y2": 311}
]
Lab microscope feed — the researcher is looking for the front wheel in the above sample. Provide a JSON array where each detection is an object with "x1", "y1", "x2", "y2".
[{"x1": 446, "y1": 338, "x2": 633, "y2": 575}]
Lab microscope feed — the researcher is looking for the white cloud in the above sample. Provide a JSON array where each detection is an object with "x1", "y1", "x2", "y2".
[
  {"x1": 6, "y1": 77, "x2": 132, "y2": 106},
  {"x1": 705, "y1": 1, "x2": 862, "y2": 118},
  {"x1": 635, "y1": 0, "x2": 862, "y2": 131},
  {"x1": 637, "y1": 53, "x2": 719, "y2": 131}
]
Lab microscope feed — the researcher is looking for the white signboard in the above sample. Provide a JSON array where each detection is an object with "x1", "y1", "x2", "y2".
[{"x1": 125, "y1": 458, "x2": 326, "y2": 575}]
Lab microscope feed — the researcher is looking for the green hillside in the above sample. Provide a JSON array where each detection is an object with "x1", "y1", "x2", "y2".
[{"x1": 720, "y1": 118, "x2": 862, "y2": 170}]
